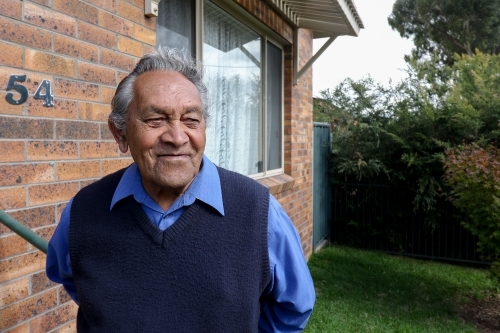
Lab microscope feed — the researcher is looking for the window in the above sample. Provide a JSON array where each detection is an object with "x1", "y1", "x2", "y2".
[
  {"x1": 157, "y1": 0, "x2": 284, "y2": 177},
  {"x1": 157, "y1": 0, "x2": 196, "y2": 56}
]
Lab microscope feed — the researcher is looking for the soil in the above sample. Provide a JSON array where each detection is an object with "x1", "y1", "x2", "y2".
[{"x1": 460, "y1": 295, "x2": 500, "y2": 332}]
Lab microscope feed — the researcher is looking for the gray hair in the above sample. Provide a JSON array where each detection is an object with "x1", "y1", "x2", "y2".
[{"x1": 110, "y1": 47, "x2": 209, "y2": 131}]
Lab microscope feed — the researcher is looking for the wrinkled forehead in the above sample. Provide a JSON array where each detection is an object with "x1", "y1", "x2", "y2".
[{"x1": 131, "y1": 70, "x2": 202, "y2": 111}]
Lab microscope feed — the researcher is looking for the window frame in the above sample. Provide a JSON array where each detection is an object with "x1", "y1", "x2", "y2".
[{"x1": 196, "y1": 0, "x2": 286, "y2": 178}]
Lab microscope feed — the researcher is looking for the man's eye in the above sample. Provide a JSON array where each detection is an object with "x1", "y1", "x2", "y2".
[
  {"x1": 183, "y1": 118, "x2": 200, "y2": 126},
  {"x1": 146, "y1": 118, "x2": 165, "y2": 127}
]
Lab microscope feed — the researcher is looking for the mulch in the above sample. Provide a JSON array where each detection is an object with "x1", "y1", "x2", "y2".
[{"x1": 460, "y1": 295, "x2": 500, "y2": 332}]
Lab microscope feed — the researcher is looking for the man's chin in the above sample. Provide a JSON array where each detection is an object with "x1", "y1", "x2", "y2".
[
  {"x1": 155, "y1": 171, "x2": 197, "y2": 190},
  {"x1": 156, "y1": 155, "x2": 192, "y2": 165}
]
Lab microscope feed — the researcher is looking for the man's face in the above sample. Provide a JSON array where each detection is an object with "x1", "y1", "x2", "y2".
[{"x1": 111, "y1": 70, "x2": 206, "y2": 206}]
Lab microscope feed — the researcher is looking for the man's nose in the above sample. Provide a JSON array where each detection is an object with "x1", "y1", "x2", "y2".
[{"x1": 160, "y1": 122, "x2": 189, "y2": 146}]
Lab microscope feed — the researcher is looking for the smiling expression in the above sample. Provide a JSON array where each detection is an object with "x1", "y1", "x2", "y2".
[{"x1": 110, "y1": 70, "x2": 206, "y2": 209}]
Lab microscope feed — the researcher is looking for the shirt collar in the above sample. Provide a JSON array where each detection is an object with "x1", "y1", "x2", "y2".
[{"x1": 110, "y1": 155, "x2": 224, "y2": 216}]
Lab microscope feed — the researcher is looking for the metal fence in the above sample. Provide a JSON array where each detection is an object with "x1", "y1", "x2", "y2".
[{"x1": 331, "y1": 183, "x2": 487, "y2": 265}]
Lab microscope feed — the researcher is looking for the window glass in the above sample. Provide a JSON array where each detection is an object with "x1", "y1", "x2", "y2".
[
  {"x1": 266, "y1": 41, "x2": 282, "y2": 171},
  {"x1": 158, "y1": 0, "x2": 284, "y2": 176},
  {"x1": 157, "y1": 0, "x2": 196, "y2": 56},
  {"x1": 203, "y1": 0, "x2": 263, "y2": 175}
]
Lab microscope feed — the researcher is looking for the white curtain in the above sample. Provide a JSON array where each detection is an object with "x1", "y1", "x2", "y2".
[{"x1": 203, "y1": 0, "x2": 262, "y2": 175}]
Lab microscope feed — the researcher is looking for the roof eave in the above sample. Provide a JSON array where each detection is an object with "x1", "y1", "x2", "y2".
[
  {"x1": 265, "y1": 0, "x2": 364, "y2": 39},
  {"x1": 332, "y1": 0, "x2": 364, "y2": 37}
]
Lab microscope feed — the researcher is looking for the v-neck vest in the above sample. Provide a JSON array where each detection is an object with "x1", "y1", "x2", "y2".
[{"x1": 69, "y1": 166, "x2": 270, "y2": 333}]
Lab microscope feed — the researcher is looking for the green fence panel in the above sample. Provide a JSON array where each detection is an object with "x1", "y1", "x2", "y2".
[{"x1": 313, "y1": 122, "x2": 331, "y2": 249}]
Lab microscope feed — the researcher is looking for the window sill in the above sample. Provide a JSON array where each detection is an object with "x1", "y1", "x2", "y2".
[{"x1": 256, "y1": 174, "x2": 295, "y2": 195}]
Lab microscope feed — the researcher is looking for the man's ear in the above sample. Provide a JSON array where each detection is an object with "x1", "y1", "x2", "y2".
[{"x1": 108, "y1": 119, "x2": 129, "y2": 153}]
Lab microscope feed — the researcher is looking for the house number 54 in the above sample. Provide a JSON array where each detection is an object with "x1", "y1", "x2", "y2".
[{"x1": 5, "y1": 75, "x2": 54, "y2": 107}]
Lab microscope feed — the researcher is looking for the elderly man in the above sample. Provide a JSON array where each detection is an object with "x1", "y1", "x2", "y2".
[{"x1": 46, "y1": 47, "x2": 315, "y2": 332}]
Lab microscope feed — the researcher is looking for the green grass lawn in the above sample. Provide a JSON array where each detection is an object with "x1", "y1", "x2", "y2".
[{"x1": 304, "y1": 245, "x2": 496, "y2": 333}]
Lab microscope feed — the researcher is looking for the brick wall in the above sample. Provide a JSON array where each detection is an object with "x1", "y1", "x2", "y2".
[
  {"x1": 283, "y1": 28, "x2": 314, "y2": 258},
  {"x1": 236, "y1": 0, "x2": 314, "y2": 257},
  {"x1": 0, "y1": 0, "x2": 314, "y2": 331},
  {"x1": 0, "y1": 0, "x2": 153, "y2": 331}
]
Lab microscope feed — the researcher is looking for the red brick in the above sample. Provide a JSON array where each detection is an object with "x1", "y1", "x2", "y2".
[
  {"x1": 85, "y1": 0, "x2": 116, "y2": 12},
  {"x1": 0, "y1": 117, "x2": 54, "y2": 139},
  {"x1": 100, "y1": 86, "x2": 116, "y2": 104},
  {"x1": 122, "y1": 0, "x2": 143, "y2": 8},
  {"x1": 80, "y1": 141, "x2": 119, "y2": 158},
  {"x1": 0, "y1": 234, "x2": 27, "y2": 258},
  {"x1": 79, "y1": 102, "x2": 110, "y2": 121},
  {"x1": 54, "y1": 34, "x2": 98, "y2": 63},
  {"x1": 143, "y1": 44, "x2": 155, "y2": 55},
  {"x1": 0, "y1": 251, "x2": 45, "y2": 283},
  {"x1": 0, "y1": 163, "x2": 55, "y2": 187},
  {"x1": 0, "y1": 16, "x2": 52, "y2": 51},
  {"x1": 31, "y1": 302, "x2": 78, "y2": 333},
  {"x1": 0, "y1": 187, "x2": 26, "y2": 210},
  {"x1": 58, "y1": 285, "x2": 73, "y2": 304},
  {"x1": 78, "y1": 21, "x2": 117, "y2": 49},
  {"x1": 0, "y1": 277, "x2": 29, "y2": 307},
  {"x1": 25, "y1": 50, "x2": 76, "y2": 78},
  {"x1": 144, "y1": 15, "x2": 156, "y2": 30},
  {"x1": 28, "y1": 182, "x2": 79, "y2": 206},
  {"x1": 32, "y1": 225, "x2": 55, "y2": 243},
  {"x1": 55, "y1": 120, "x2": 100, "y2": 140},
  {"x1": 24, "y1": 2, "x2": 77, "y2": 36},
  {"x1": 53, "y1": 0, "x2": 99, "y2": 25},
  {"x1": 27, "y1": 141, "x2": 78, "y2": 161},
  {"x1": 56, "y1": 202, "x2": 68, "y2": 221},
  {"x1": 0, "y1": 289, "x2": 57, "y2": 330},
  {"x1": 3, "y1": 323, "x2": 30, "y2": 333},
  {"x1": 101, "y1": 123, "x2": 115, "y2": 140},
  {"x1": 100, "y1": 48, "x2": 136, "y2": 71},
  {"x1": 102, "y1": 158, "x2": 133, "y2": 175},
  {"x1": 0, "y1": 62, "x2": 26, "y2": 81},
  {"x1": 78, "y1": 62, "x2": 116, "y2": 85},
  {"x1": 3, "y1": 206, "x2": 56, "y2": 235},
  {"x1": 30, "y1": 0, "x2": 50, "y2": 5},
  {"x1": 0, "y1": 41, "x2": 23, "y2": 68},
  {"x1": 0, "y1": 141, "x2": 24, "y2": 163},
  {"x1": 56, "y1": 161, "x2": 100, "y2": 181},
  {"x1": 31, "y1": 271, "x2": 57, "y2": 295},
  {"x1": 99, "y1": 10, "x2": 133, "y2": 37},
  {"x1": 0, "y1": 92, "x2": 24, "y2": 115},
  {"x1": 27, "y1": 98, "x2": 78, "y2": 119},
  {"x1": 80, "y1": 179, "x2": 98, "y2": 188},
  {"x1": 117, "y1": 1, "x2": 145, "y2": 26},
  {"x1": 133, "y1": 24, "x2": 156, "y2": 45},
  {"x1": 58, "y1": 319, "x2": 77, "y2": 333},
  {"x1": 0, "y1": 0, "x2": 22, "y2": 19},
  {"x1": 23, "y1": 73, "x2": 56, "y2": 95},
  {"x1": 54, "y1": 78, "x2": 99, "y2": 101},
  {"x1": 118, "y1": 36, "x2": 143, "y2": 57}
]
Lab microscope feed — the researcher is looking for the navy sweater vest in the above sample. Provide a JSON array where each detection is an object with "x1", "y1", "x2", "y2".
[{"x1": 69, "y1": 166, "x2": 270, "y2": 333}]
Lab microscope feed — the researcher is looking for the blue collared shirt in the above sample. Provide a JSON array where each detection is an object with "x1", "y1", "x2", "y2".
[{"x1": 46, "y1": 155, "x2": 315, "y2": 332}]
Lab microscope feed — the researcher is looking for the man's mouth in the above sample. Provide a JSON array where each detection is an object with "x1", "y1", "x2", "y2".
[{"x1": 158, "y1": 153, "x2": 189, "y2": 159}]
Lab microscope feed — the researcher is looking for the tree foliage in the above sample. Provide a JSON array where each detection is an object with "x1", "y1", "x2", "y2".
[
  {"x1": 447, "y1": 51, "x2": 500, "y2": 143},
  {"x1": 444, "y1": 144, "x2": 500, "y2": 262},
  {"x1": 388, "y1": 0, "x2": 500, "y2": 65},
  {"x1": 315, "y1": 52, "x2": 500, "y2": 217}
]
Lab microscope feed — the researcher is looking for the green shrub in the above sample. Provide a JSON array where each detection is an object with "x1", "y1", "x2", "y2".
[{"x1": 444, "y1": 144, "x2": 500, "y2": 263}]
